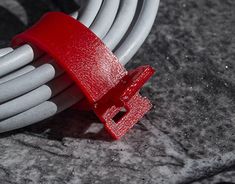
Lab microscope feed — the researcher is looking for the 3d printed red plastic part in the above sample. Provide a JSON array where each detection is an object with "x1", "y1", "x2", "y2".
[{"x1": 12, "y1": 12, "x2": 155, "y2": 139}]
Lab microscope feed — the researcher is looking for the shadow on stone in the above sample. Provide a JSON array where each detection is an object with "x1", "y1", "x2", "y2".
[{"x1": 26, "y1": 109, "x2": 114, "y2": 142}]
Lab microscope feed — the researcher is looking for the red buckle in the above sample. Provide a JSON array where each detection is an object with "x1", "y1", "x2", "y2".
[{"x1": 12, "y1": 12, "x2": 155, "y2": 139}]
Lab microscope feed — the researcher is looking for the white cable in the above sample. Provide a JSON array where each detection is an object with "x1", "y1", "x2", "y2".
[
  {"x1": 70, "y1": 11, "x2": 79, "y2": 19},
  {"x1": 0, "y1": 0, "x2": 104, "y2": 121},
  {"x1": 89, "y1": 0, "x2": 120, "y2": 38},
  {"x1": 0, "y1": 86, "x2": 83, "y2": 133},
  {"x1": 0, "y1": 0, "x2": 126, "y2": 101},
  {"x1": 0, "y1": 0, "x2": 135, "y2": 105},
  {"x1": 0, "y1": 63, "x2": 61, "y2": 103},
  {"x1": 115, "y1": 0, "x2": 160, "y2": 65},
  {"x1": 0, "y1": 0, "x2": 136, "y2": 121},
  {"x1": 0, "y1": 59, "x2": 63, "y2": 104},
  {"x1": 0, "y1": 0, "x2": 122, "y2": 105},
  {"x1": 0, "y1": 74, "x2": 73, "y2": 120},
  {"x1": 0, "y1": 0, "x2": 159, "y2": 132},
  {"x1": 0, "y1": 0, "x2": 121, "y2": 103},
  {"x1": 0, "y1": 1, "x2": 98, "y2": 81},
  {"x1": 0, "y1": 47, "x2": 13, "y2": 57},
  {"x1": 77, "y1": 0, "x2": 103, "y2": 27},
  {"x1": 0, "y1": 44, "x2": 34, "y2": 77},
  {"x1": 0, "y1": 75, "x2": 73, "y2": 120},
  {"x1": 0, "y1": 55, "x2": 55, "y2": 84},
  {"x1": 103, "y1": 0, "x2": 138, "y2": 50}
]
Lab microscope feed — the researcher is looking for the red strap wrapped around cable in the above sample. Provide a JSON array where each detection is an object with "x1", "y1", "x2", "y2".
[{"x1": 12, "y1": 12, "x2": 155, "y2": 139}]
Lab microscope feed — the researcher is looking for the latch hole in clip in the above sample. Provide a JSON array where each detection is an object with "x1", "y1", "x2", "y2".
[{"x1": 112, "y1": 107, "x2": 127, "y2": 124}]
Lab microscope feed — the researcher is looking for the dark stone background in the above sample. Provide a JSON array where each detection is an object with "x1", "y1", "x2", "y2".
[{"x1": 0, "y1": 0, "x2": 234, "y2": 183}]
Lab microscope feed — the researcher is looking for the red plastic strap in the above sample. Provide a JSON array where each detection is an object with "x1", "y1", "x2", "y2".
[{"x1": 12, "y1": 12, "x2": 155, "y2": 139}]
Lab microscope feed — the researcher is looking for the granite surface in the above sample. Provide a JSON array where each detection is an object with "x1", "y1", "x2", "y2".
[{"x1": 0, "y1": 0, "x2": 235, "y2": 183}]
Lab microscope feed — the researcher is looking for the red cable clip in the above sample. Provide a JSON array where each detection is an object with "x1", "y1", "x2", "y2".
[{"x1": 12, "y1": 12, "x2": 155, "y2": 139}]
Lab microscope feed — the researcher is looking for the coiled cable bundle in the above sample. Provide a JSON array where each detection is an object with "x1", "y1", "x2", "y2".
[{"x1": 0, "y1": 0, "x2": 159, "y2": 135}]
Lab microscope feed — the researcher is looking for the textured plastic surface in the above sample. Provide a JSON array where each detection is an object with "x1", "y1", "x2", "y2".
[{"x1": 12, "y1": 12, "x2": 154, "y2": 139}]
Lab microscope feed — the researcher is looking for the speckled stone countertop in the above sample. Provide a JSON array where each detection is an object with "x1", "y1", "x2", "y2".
[{"x1": 0, "y1": 0, "x2": 234, "y2": 183}]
